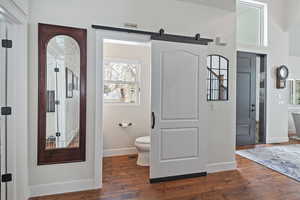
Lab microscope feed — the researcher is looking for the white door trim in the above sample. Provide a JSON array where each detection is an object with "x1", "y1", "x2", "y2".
[
  {"x1": 0, "y1": 2, "x2": 29, "y2": 200},
  {"x1": 94, "y1": 30, "x2": 151, "y2": 188}
]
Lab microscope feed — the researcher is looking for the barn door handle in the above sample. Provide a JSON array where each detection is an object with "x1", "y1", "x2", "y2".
[{"x1": 152, "y1": 112, "x2": 155, "y2": 129}]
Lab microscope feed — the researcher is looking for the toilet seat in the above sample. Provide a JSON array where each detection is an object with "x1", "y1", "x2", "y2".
[{"x1": 135, "y1": 136, "x2": 150, "y2": 144}]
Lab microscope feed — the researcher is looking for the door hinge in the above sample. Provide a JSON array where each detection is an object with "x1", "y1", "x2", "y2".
[
  {"x1": 1, "y1": 173, "x2": 12, "y2": 183},
  {"x1": 1, "y1": 39, "x2": 12, "y2": 48},
  {"x1": 1, "y1": 107, "x2": 12, "y2": 116}
]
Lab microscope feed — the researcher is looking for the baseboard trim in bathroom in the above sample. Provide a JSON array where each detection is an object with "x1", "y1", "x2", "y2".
[
  {"x1": 149, "y1": 172, "x2": 207, "y2": 183},
  {"x1": 103, "y1": 147, "x2": 137, "y2": 157}
]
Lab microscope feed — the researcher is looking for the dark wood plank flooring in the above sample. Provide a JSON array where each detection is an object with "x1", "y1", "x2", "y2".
[{"x1": 31, "y1": 139, "x2": 300, "y2": 200}]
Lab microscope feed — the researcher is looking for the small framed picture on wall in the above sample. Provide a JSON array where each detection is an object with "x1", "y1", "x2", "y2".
[
  {"x1": 46, "y1": 90, "x2": 55, "y2": 112},
  {"x1": 66, "y1": 68, "x2": 73, "y2": 98}
]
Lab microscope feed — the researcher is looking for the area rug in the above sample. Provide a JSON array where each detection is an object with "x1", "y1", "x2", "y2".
[{"x1": 236, "y1": 145, "x2": 300, "y2": 182}]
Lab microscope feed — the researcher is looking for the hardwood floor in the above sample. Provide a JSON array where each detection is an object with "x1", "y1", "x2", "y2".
[{"x1": 31, "y1": 140, "x2": 300, "y2": 200}]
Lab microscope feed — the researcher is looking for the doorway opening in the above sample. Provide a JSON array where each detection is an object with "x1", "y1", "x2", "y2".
[
  {"x1": 101, "y1": 38, "x2": 151, "y2": 180},
  {"x1": 95, "y1": 28, "x2": 211, "y2": 186},
  {"x1": 236, "y1": 51, "x2": 267, "y2": 146}
]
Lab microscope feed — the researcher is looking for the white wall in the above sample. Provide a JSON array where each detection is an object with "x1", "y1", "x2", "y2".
[
  {"x1": 28, "y1": 0, "x2": 236, "y2": 196},
  {"x1": 286, "y1": 0, "x2": 300, "y2": 31},
  {"x1": 266, "y1": 0, "x2": 289, "y2": 143},
  {"x1": 12, "y1": 0, "x2": 29, "y2": 15},
  {"x1": 205, "y1": 11, "x2": 236, "y2": 170},
  {"x1": 103, "y1": 42, "x2": 151, "y2": 156},
  {"x1": 269, "y1": 0, "x2": 300, "y2": 138},
  {"x1": 238, "y1": 0, "x2": 290, "y2": 144},
  {"x1": 285, "y1": 1, "x2": 300, "y2": 134},
  {"x1": 287, "y1": 39, "x2": 300, "y2": 133}
]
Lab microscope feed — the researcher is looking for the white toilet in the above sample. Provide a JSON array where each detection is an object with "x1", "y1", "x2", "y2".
[{"x1": 134, "y1": 136, "x2": 150, "y2": 166}]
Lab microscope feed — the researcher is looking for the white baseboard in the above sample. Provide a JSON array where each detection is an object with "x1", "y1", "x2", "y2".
[
  {"x1": 29, "y1": 161, "x2": 236, "y2": 197},
  {"x1": 103, "y1": 147, "x2": 137, "y2": 157},
  {"x1": 30, "y1": 179, "x2": 97, "y2": 197},
  {"x1": 267, "y1": 137, "x2": 289, "y2": 144},
  {"x1": 207, "y1": 161, "x2": 236, "y2": 173}
]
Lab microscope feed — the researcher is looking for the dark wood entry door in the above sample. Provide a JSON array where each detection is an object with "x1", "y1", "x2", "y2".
[{"x1": 236, "y1": 52, "x2": 256, "y2": 146}]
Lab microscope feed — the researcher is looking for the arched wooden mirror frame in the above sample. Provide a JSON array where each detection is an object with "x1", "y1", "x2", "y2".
[{"x1": 38, "y1": 23, "x2": 87, "y2": 165}]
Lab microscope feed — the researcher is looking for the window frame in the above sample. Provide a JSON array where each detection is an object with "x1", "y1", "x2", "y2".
[
  {"x1": 207, "y1": 54, "x2": 229, "y2": 101},
  {"x1": 288, "y1": 79, "x2": 300, "y2": 105},
  {"x1": 238, "y1": 0, "x2": 268, "y2": 47},
  {"x1": 103, "y1": 58, "x2": 141, "y2": 105}
]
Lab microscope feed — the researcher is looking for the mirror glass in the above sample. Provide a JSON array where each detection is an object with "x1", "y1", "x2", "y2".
[
  {"x1": 289, "y1": 79, "x2": 300, "y2": 105},
  {"x1": 207, "y1": 55, "x2": 229, "y2": 101},
  {"x1": 46, "y1": 35, "x2": 80, "y2": 149}
]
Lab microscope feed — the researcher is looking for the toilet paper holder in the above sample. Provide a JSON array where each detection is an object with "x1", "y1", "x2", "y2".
[{"x1": 118, "y1": 122, "x2": 133, "y2": 128}]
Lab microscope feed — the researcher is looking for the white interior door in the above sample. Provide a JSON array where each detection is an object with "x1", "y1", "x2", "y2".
[{"x1": 150, "y1": 40, "x2": 208, "y2": 181}]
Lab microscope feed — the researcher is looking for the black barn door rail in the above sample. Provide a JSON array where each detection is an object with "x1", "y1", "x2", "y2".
[{"x1": 91, "y1": 25, "x2": 213, "y2": 45}]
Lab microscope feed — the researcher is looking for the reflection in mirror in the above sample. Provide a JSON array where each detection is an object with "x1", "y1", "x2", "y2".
[
  {"x1": 288, "y1": 79, "x2": 300, "y2": 105},
  {"x1": 207, "y1": 55, "x2": 229, "y2": 101},
  {"x1": 46, "y1": 35, "x2": 80, "y2": 149}
]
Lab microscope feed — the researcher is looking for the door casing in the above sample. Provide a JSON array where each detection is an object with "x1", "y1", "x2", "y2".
[
  {"x1": 95, "y1": 31, "x2": 151, "y2": 188},
  {"x1": 96, "y1": 31, "x2": 210, "y2": 186},
  {"x1": 236, "y1": 51, "x2": 267, "y2": 146}
]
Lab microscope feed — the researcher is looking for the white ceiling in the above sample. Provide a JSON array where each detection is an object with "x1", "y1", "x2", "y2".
[{"x1": 178, "y1": 0, "x2": 236, "y2": 11}]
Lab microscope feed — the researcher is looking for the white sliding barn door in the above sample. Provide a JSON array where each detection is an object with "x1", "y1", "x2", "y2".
[{"x1": 150, "y1": 40, "x2": 208, "y2": 181}]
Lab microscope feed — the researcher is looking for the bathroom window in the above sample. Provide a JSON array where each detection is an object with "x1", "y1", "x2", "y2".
[{"x1": 103, "y1": 59, "x2": 140, "y2": 104}]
